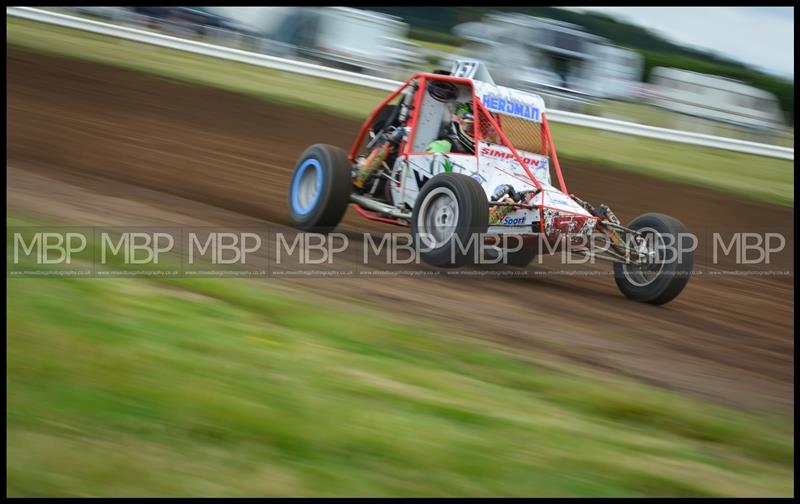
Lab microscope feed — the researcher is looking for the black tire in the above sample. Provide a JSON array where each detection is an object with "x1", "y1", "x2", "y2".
[
  {"x1": 288, "y1": 144, "x2": 353, "y2": 233},
  {"x1": 411, "y1": 173, "x2": 489, "y2": 268},
  {"x1": 503, "y1": 244, "x2": 538, "y2": 267},
  {"x1": 613, "y1": 213, "x2": 693, "y2": 305},
  {"x1": 481, "y1": 241, "x2": 538, "y2": 267}
]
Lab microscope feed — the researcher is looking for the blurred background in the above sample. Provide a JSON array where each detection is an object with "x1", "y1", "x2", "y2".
[
  {"x1": 6, "y1": 6, "x2": 794, "y2": 497},
  {"x1": 62, "y1": 6, "x2": 793, "y2": 145}
]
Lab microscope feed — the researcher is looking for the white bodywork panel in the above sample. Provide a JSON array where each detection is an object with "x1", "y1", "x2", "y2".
[
  {"x1": 411, "y1": 84, "x2": 472, "y2": 153},
  {"x1": 389, "y1": 149, "x2": 589, "y2": 235},
  {"x1": 410, "y1": 91, "x2": 450, "y2": 153},
  {"x1": 476, "y1": 142, "x2": 551, "y2": 186}
]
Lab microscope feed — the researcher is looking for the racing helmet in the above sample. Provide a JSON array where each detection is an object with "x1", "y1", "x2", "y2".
[
  {"x1": 427, "y1": 80, "x2": 458, "y2": 102},
  {"x1": 452, "y1": 102, "x2": 475, "y2": 153}
]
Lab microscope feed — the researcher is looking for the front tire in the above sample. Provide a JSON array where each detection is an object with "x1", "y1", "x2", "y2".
[
  {"x1": 411, "y1": 173, "x2": 489, "y2": 268},
  {"x1": 613, "y1": 213, "x2": 693, "y2": 305},
  {"x1": 503, "y1": 243, "x2": 538, "y2": 267},
  {"x1": 288, "y1": 144, "x2": 353, "y2": 232},
  {"x1": 482, "y1": 241, "x2": 538, "y2": 267}
]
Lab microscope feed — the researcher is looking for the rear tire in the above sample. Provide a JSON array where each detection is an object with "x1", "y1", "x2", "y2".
[
  {"x1": 613, "y1": 213, "x2": 693, "y2": 305},
  {"x1": 288, "y1": 144, "x2": 353, "y2": 233},
  {"x1": 411, "y1": 173, "x2": 489, "y2": 268}
]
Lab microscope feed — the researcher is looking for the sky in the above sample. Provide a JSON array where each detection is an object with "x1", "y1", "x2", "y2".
[{"x1": 560, "y1": 7, "x2": 794, "y2": 80}]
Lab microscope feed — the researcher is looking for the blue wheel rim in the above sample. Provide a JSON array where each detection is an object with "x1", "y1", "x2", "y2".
[{"x1": 290, "y1": 158, "x2": 323, "y2": 216}]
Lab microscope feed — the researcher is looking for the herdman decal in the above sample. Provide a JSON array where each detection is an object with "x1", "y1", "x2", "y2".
[{"x1": 481, "y1": 95, "x2": 541, "y2": 121}]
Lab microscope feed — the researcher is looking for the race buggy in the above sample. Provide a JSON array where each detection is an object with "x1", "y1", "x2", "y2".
[{"x1": 288, "y1": 61, "x2": 693, "y2": 305}]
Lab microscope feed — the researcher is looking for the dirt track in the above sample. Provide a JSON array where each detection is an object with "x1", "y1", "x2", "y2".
[{"x1": 7, "y1": 47, "x2": 794, "y2": 414}]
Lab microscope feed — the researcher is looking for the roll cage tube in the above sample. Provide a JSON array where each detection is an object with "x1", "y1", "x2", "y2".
[
  {"x1": 542, "y1": 112, "x2": 568, "y2": 194},
  {"x1": 401, "y1": 74, "x2": 480, "y2": 157},
  {"x1": 348, "y1": 75, "x2": 417, "y2": 163}
]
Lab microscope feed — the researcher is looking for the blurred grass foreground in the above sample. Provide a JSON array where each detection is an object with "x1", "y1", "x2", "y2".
[
  {"x1": 5, "y1": 13, "x2": 795, "y2": 497},
  {"x1": 7, "y1": 264, "x2": 793, "y2": 496}
]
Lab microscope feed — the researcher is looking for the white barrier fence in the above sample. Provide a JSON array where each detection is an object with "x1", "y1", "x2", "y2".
[{"x1": 8, "y1": 6, "x2": 794, "y2": 161}]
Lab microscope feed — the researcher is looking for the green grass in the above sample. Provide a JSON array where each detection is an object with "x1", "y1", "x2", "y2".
[
  {"x1": 549, "y1": 122, "x2": 793, "y2": 205},
  {"x1": 6, "y1": 214, "x2": 795, "y2": 496},
  {"x1": 6, "y1": 15, "x2": 794, "y2": 207},
  {"x1": 7, "y1": 16, "x2": 388, "y2": 119}
]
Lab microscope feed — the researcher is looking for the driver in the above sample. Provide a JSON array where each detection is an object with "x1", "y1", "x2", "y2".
[
  {"x1": 426, "y1": 101, "x2": 476, "y2": 155},
  {"x1": 448, "y1": 102, "x2": 476, "y2": 154}
]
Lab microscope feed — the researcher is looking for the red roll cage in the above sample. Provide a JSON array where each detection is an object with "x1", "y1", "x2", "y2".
[{"x1": 348, "y1": 72, "x2": 569, "y2": 195}]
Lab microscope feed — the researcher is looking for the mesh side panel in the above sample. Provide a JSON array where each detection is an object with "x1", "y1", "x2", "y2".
[
  {"x1": 498, "y1": 115, "x2": 546, "y2": 155},
  {"x1": 476, "y1": 108, "x2": 547, "y2": 155},
  {"x1": 476, "y1": 107, "x2": 502, "y2": 148},
  {"x1": 475, "y1": 106, "x2": 556, "y2": 186}
]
